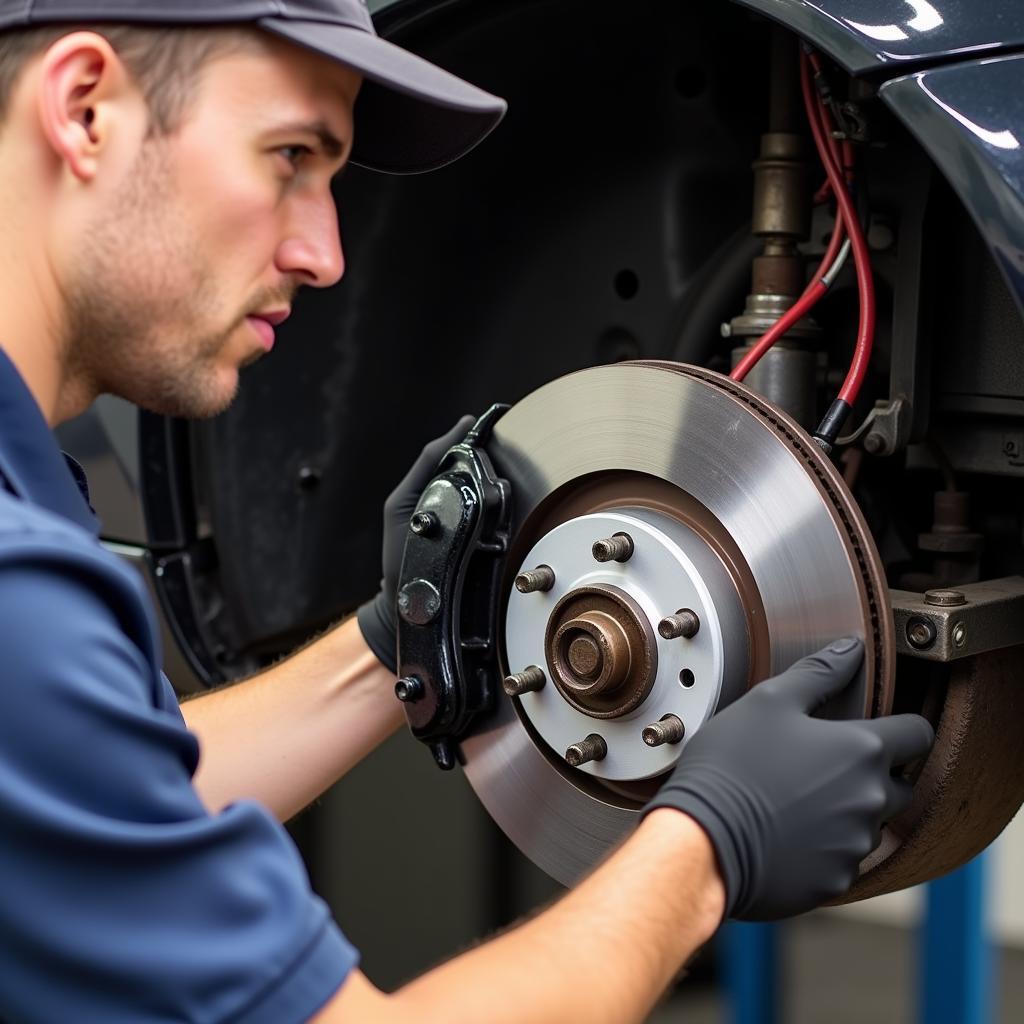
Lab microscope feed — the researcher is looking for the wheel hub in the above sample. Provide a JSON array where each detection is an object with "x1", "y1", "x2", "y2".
[
  {"x1": 507, "y1": 507, "x2": 749, "y2": 780},
  {"x1": 461, "y1": 361, "x2": 894, "y2": 887}
]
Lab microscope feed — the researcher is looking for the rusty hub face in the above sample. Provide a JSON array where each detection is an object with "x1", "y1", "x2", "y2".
[{"x1": 545, "y1": 585, "x2": 657, "y2": 719}]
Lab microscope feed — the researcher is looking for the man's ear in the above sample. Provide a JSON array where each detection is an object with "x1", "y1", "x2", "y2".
[{"x1": 36, "y1": 32, "x2": 133, "y2": 183}]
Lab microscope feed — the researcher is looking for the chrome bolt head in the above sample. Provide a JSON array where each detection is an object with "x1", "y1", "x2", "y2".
[
  {"x1": 395, "y1": 676, "x2": 425, "y2": 703},
  {"x1": 410, "y1": 511, "x2": 439, "y2": 537}
]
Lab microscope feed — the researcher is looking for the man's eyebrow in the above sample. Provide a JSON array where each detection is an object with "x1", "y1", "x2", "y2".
[{"x1": 277, "y1": 120, "x2": 347, "y2": 159}]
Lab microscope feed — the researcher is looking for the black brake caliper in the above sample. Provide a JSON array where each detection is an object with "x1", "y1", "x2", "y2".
[{"x1": 394, "y1": 405, "x2": 512, "y2": 770}]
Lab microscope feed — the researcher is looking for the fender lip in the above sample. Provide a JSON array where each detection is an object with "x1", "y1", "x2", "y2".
[
  {"x1": 733, "y1": 0, "x2": 1024, "y2": 76},
  {"x1": 880, "y1": 52, "x2": 1024, "y2": 320}
]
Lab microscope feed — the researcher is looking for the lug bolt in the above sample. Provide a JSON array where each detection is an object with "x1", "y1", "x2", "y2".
[
  {"x1": 906, "y1": 616, "x2": 936, "y2": 651},
  {"x1": 642, "y1": 714, "x2": 686, "y2": 748},
  {"x1": 658, "y1": 609, "x2": 700, "y2": 640},
  {"x1": 410, "y1": 511, "x2": 439, "y2": 537},
  {"x1": 515, "y1": 565, "x2": 556, "y2": 594},
  {"x1": 503, "y1": 666, "x2": 547, "y2": 697},
  {"x1": 395, "y1": 676, "x2": 425, "y2": 703},
  {"x1": 592, "y1": 533, "x2": 634, "y2": 563},
  {"x1": 565, "y1": 734, "x2": 608, "y2": 767}
]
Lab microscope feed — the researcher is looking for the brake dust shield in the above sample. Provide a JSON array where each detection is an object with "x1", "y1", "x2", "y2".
[{"x1": 460, "y1": 362, "x2": 902, "y2": 894}]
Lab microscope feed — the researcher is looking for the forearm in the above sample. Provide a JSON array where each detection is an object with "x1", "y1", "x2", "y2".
[
  {"x1": 322, "y1": 810, "x2": 725, "y2": 1023},
  {"x1": 181, "y1": 616, "x2": 403, "y2": 820}
]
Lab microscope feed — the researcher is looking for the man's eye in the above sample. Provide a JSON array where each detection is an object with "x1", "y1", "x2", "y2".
[{"x1": 279, "y1": 145, "x2": 313, "y2": 169}]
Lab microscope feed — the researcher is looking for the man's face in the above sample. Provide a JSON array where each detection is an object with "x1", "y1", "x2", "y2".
[{"x1": 62, "y1": 36, "x2": 360, "y2": 419}]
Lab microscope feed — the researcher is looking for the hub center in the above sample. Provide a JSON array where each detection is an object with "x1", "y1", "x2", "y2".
[
  {"x1": 504, "y1": 507, "x2": 749, "y2": 781},
  {"x1": 546, "y1": 585, "x2": 655, "y2": 718}
]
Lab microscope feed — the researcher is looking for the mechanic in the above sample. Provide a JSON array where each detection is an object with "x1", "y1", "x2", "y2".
[{"x1": 0, "y1": 1, "x2": 934, "y2": 1021}]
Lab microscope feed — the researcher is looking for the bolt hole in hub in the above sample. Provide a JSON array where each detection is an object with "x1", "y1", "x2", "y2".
[{"x1": 505, "y1": 508, "x2": 749, "y2": 782}]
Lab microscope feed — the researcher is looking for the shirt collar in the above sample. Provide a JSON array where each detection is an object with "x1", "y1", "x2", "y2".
[{"x1": 0, "y1": 348, "x2": 100, "y2": 537}]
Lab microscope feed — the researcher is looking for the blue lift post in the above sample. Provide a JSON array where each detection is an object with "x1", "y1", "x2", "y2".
[
  {"x1": 721, "y1": 922, "x2": 781, "y2": 1024},
  {"x1": 920, "y1": 852, "x2": 994, "y2": 1024}
]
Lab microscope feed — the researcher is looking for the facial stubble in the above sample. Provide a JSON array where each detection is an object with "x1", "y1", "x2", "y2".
[{"x1": 62, "y1": 139, "x2": 252, "y2": 420}]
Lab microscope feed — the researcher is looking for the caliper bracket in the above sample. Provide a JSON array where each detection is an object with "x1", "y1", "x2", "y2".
[
  {"x1": 395, "y1": 405, "x2": 512, "y2": 770},
  {"x1": 892, "y1": 577, "x2": 1024, "y2": 661}
]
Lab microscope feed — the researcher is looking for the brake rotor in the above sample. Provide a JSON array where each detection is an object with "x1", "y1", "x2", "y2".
[{"x1": 461, "y1": 361, "x2": 895, "y2": 890}]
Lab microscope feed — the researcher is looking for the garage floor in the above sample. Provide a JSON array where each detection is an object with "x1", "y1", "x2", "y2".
[{"x1": 650, "y1": 914, "x2": 1024, "y2": 1023}]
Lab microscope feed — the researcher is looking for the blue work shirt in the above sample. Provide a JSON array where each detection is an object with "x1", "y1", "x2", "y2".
[{"x1": 0, "y1": 350, "x2": 357, "y2": 1023}]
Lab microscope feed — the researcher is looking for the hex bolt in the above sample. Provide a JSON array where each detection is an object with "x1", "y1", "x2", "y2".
[
  {"x1": 906, "y1": 616, "x2": 937, "y2": 651},
  {"x1": 395, "y1": 676, "x2": 425, "y2": 703},
  {"x1": 642, "y1": 714, "x2": 686, "y2": 748},
  {"x1": 565, "y1": 734, "x2": 608, "y2": 767},
  {"x1": 864, "y1": 432, "x2": 886, "y2": 455},
  {"x1": 410, "y1": 511, "x2": 439, "y2": 537},
  {"x1": 924, "y1": 589, "x2": 967, "y2": 608},
  {"x1": 953, "y1": 622, "x2": 968, "y2": 649},
  {"x1": 515, "y1": 565, "x2": 556, "y2": 594},
  {"x1": 658, "y1": 609, "x2": 700, "y2": 640},
  {"x1": 503, "y1": 666, "x2": 547, "y2": 697},
  {"x1": 592, "y1": 532, "x2": 634, "y2": 564}
]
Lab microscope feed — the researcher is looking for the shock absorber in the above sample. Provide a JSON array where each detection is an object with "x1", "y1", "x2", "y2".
[{"x1": 725, "y1": 29, "x2": 820, "y2": 428}]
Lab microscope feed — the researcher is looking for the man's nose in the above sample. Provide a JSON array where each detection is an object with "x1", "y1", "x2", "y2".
[{"x1": 275, "y1": 194, "x2": 345, "y2": 289}]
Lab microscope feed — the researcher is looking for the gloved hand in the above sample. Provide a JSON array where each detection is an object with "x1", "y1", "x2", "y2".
[
  {"x1": 357, "y1": 415, "x2": 477, "y2": 673},
  {"x1": 643, "y1": 638, "x2": 934, "y2": 921}
]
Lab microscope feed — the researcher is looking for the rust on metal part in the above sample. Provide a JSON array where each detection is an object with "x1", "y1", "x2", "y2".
[
  {"x1": 839, "y1": 645, "x2": 1024, "y2": 902},
  {"x1": 515, "y1": 565, "x2": 556, "y2": 594},
  {"x1": 545, "y1": 584, "x2": 658, "y2": 720},
  {"x1": 503, "y1": 665, "x2": 546, "y2": 697}
]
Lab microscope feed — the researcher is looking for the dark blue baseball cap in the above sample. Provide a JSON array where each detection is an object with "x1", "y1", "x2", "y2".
[{"x1": 0, "y1": 0, "x2": 507, "y2": 174}]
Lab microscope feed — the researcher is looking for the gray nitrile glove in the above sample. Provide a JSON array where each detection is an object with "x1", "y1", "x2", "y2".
[
  {"x1": 643, "y1": 638, "x2": 934, "y2": 921},
  {"x1": 357, "y1": 415, "x2": 477, "y2": 673}
]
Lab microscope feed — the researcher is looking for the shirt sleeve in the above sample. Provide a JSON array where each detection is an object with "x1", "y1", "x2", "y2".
[{"x1": 0, "y1": 534, "x2": 358, "y2": 1024}]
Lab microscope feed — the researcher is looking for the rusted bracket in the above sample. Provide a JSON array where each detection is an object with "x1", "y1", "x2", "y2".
[{"x1": 891, "y1": 577, "x2": 1024, "y2": 661}]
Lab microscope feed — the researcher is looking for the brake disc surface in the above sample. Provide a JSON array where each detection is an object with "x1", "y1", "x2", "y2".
[{"x1": 460, "y1": 362, "x2": 894, "y2": 888}]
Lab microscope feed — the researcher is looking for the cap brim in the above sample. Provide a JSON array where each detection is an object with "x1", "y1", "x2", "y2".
[{"x1": 259, "y1": 18, "x2": 507, "y2": 175}]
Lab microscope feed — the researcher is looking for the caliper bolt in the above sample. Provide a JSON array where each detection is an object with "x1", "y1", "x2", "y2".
[
  {"x1": 515, "y1": 565, "x2": 556, "y2": 594},
  {"x1": 565, "y1": 734, "x2": 608, "y2": 767},
  {"x1": 906, "y1": 616, "x2": 937, "y2": 651},
  {"x1": 642, "y1": 714, "x2": 686, "y2": 748},
  {"x1": 924, "y1": 589, "x2": 967, "y2": 607},
  {"x1": 658, "y1": 609, "x2": 700, "y2": 640},
  {"x1": 953, "y1": 622, "x2": 968, "y2": 649},
  {"x1": 864, "y1": 432, "x2": 886, "y2": 455},
  {"x1": 395, "y1": 676, "x2": 425, "y2": 703},
  {"x1": 410, "y1": 511, "x2": 439, "y2": 537},
  {"x1": 503, "y1": 666, "x2": 547, "y2": 697},
  {"x1": 592, "y1": 533, "x2": 634, "y2": 564}
]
